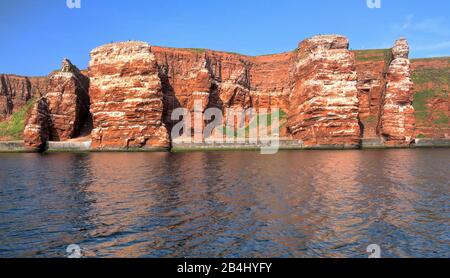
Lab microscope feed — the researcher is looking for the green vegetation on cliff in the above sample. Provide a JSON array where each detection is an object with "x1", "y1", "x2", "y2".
[
  {"x1": 412, "y1": 67, "x2": 450, "y2": 86},
  {"x1": 0, "y1": 100, "x2": 34, "y2": 140},
  {"x1": 412, "y1": 59, "x2": 450, "y2": 130},
  {"x1": 353, "y1": 49, "x2": 392, "y2": 63}
]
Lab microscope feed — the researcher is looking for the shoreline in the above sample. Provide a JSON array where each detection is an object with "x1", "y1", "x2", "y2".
[{"x1": 1, "y1": 138, "x2": 450, "y2": 153}]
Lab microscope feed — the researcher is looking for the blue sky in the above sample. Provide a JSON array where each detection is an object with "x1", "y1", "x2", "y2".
[{"x1": 1, "y1": 0, "x2": 449, "y2": 76}]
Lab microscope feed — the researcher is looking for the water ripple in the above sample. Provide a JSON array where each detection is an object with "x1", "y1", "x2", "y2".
[{"x1": 0, "y1": 150, "x2": 449, "y2": 258}]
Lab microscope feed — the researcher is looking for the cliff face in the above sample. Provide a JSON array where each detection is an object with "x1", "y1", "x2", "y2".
[
  {"x1": 46, "y1": 59, "x2": 90, "y2": 140},
  {"x1": 23, "y1": 98, "x2": 50, "y2": 151},
  {"x1": 4, "y1": 34, "x2": 443, "y2": 150},
  {"x1": 411, "y1": 58, "x2": 450, "y2": 138},
  {"x1": 353, "y1": 49, "x2": 391, "y2": 138},
  {"x1": 23, "y1": 59, "x2": 90, "y2": 150},
  {"x1": 287, "y1": 35, "x2": 360, "y2": 147},
  {"x1": 151, "y1": 47, "x2": 293, "y2": 129},
  {"x1": 0, "y1": 75, "x2": 48, "y2": 120},
  {"x1": 379, "y1": 38, "x2": 416, "y2": 145},
  {"x1": 89, "y1": 42, "x2": 170, "y2": 150}
]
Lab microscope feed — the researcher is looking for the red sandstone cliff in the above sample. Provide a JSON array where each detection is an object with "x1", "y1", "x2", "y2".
[
  {"x1": 23, "y1": 97, "x2": 50, "y2": 151},
  {"x1": 379, "y1": 38, "x2": 416, "y2": 146},
  {"x1": 151, "y1": 47, "x2": 293, "y2": 127},
  {"x1": 0, "y1": 74, "x2": 47, "y2": 120},
  {"x1": 411, "y1": 58, "x2": 449, "y2": 139},
  {"x1": 89, "y1": 42, "x2": 170, "y2": 150},
  {"x1": 287, "y1": 35, "x2": 360, "y2": 147},
  {"x1": 23, "y1": 59, "x2": 90, "y2": 150},
  {"x1": 3, "y1": 34, "x2": 447, "y2": 151},
  {"x1": 353, "y1": 49, "x2": 391, "y2": 138}
]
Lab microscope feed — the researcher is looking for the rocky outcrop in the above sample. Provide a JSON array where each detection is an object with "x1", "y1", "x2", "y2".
[
  {"x1": 6, "y1": 35, "x2": 439, "y2": 151},
  {"x1": 89, "y1": 42, "x2": 170, "y2": 150},
  {"x1": 379, "y1": 38, "x2": 415, "y2": 145},
  {"x1": 45, "y1": 58, "x2": 90, "y2": 140},
  {"x1": 22, "y1": 59, "x2": 90, "y2": 150},
  {"x1": 287, "y1": 35, "x2": 360, "y2": 147},
  {"x1": 23, "y1": 98, "x2": 50, "y2": 151}
]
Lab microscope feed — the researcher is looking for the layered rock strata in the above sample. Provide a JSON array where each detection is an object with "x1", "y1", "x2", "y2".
[
  {"x1": 0, "y1": 75, "x2": 48, "y2": 120},
  {"x1": 46, "y1": 59, "x2": 90, "y2": 140},
  {"x1": 287, "y1": 35, "x2": 361, "y2": 147},
  {"x1": 353, "y1": 49, "x2": 392, "y2": 138},
  {"x1": 23, "y1": 97, "x2": 50, "y2": 151},
  {"x1": 6, "y1": 35, "x2": 430, "y2": 151},
  {"x1": 22, "y1": 59, "x2": 90, "y2": 149},
  {"x1": 379, "y1": 38, "x2": 415, "y2": 145},
  {"x1": 89, "y1": 42, "x2": 170, "y2": 150}
]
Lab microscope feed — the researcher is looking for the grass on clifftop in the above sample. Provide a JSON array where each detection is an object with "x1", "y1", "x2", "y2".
[
  {"x1": 353, "y1": 49, "x2": 392, "y2": 63},
  {"x1": 218, "y1": 109, "x2": 288, "y2": 138},
  {"x1": 0, "y1": 100, "x2": 34, "y2": 140},
  {"x1": 412, "y1": 67, "x2": 450, "y2": 86}
]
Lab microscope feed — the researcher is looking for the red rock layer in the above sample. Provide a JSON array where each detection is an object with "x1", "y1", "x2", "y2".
[
  {"x1": 89, "y1": 42, "x2": 170, "y2": 150},
  {"x1": 379, "y1": 38, "x2": 416, "y2": 145},
  {"x1": 23, "y1": 97, "x2": 50, "y2": 151},
  {"x1": 286, "y1": 35, "x2": 360, "y2": 146}
]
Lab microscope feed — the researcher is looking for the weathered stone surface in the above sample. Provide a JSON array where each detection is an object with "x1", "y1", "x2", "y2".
[
  {"x1": 0, "y1": 74, "x2": 48, "y2": 120},
  {"x1": 379, "y1": 38, "x2": 416, "y2": 145},
  {"x1": 23, "y1": 97, "x2": 50, "y2": 151},
  {"x1": 392, "y1": 38, "x2": 409, "y2": 59},
  {"x1": 9, "y1": 34, "x2": 448, "y2": 150},
  {"x1": 411, "y1": 58, "x2": 449, "y2": 139},
  {"x1": 46, "y1": 59, "x2": 90, "y2": 140},
  {"x1": 0, "y1": 75, "x2": 32, "y2": 119},
  {"x1": 287, "y1": 35, "x2": 360, "y2": 146},
  {"x1": 89, "y1": 42, "x2": 170, "y2": 150},
  {"x1": 151, "y1": 47, "x2": 294, "y2": 138},
  {"x1": 22, "y1": 59, "x2": 90, "y2": 149},
  {"x1": 353, "y1": 49, "x2": 392, "y2": 138}
]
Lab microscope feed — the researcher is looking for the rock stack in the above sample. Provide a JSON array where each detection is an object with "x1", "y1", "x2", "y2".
[
  {"x1": 88, "y1": 42, "x2": 170, "y2": 150},
  {"x1": 379, "y1": 38, "x2": 415, "y2": 146},
  {"x1": 23, "y1": 58, "x2": 90, "y2": 150},
  {"x1": 287, "y1": 35, "x2": 361, "y2": 147}
]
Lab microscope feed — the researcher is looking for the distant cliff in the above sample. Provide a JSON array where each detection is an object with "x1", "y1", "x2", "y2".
[{"x1": 0, "y1": 34, "x2": 448, "y2": 151}]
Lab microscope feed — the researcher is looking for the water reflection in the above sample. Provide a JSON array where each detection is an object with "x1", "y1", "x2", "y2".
[{"x1": 0, "y1": 149, "x2": 449, "y2": 258}]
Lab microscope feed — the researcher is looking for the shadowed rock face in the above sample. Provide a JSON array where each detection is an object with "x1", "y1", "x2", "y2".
[
  {"x1": 379, "y1": 38, "x2": 416, "y2": 145},
  {"x1": 353, "y1": 49, "x2": 391, "y2": 138},
  {"x1": 23, "y1": 98, "x2": 50, "y2": 151},
  {"x1": 287, "y1": 35, "x2": 361, "y2": 147},
  {"x1": 89, "y1": 42, "x2": 170, "y2": 150},
  {"x1": 151, "y1": 47, "x2": 293, "y2": 130}
]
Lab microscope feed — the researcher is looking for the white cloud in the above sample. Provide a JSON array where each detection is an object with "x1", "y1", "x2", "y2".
[
  {"x1": 393, "y1": 14, "x2": 450, "y2": 36},
  {"x1": 413, "y1": 41, "x2": 450, "y2": 51},
  {"x1": 391, "y1": 14, "x2": 450, "y2": 56}
]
